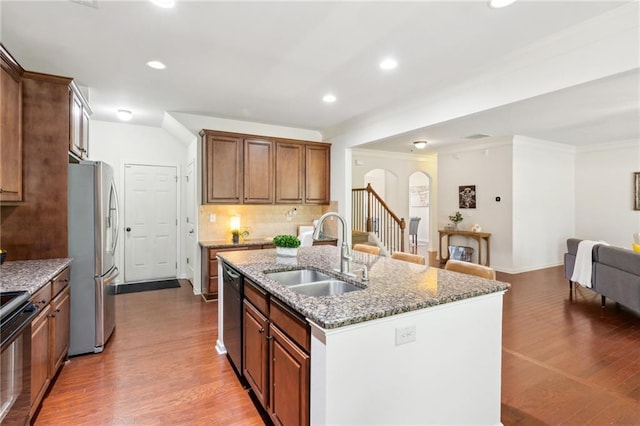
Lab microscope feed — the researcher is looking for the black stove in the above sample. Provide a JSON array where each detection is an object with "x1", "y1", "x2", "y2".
[
  {"x1": 1, "y1": 291, "x2": 38, "y2": 347},
  {"x1": 1, "y1": 290, "x2": 39, "y2": 425}
]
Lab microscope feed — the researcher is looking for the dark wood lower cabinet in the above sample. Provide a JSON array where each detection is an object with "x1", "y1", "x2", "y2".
[
  {"x1": 30, "y1": 267, "x2": 71, "y2": 420},
  {"x1": 51, "y1": 285, "x2": 70, "y2": 374},
  {"x1": 269, "y1": 324, "x2": 310, "y2": 426},
  {"x1": 243, "y1": 300, "x2": 269, "y2": 408},
  {"x1": 241, "y1": 278, "x2": 310, "y2": 426},
  {"x1": 30, "y1": 304, "x2": 51, "y2": 408}
]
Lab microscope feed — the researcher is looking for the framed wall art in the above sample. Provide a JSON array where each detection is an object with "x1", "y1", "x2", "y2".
[
  {"x1": 635, "y1": 172, "x2": 640, "y2": 211},
  {"x1": 459, "y1": 185, "x2": 476, "y2": 209}
]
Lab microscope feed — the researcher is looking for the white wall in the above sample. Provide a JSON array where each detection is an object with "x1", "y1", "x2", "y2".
[
  {"x1": 89, "y1": 120, "x2": 188, "y2": 284},
  {"x1": 438, "y1": 139, "x2": 513, "y2": 270},
  {"x1": 575, "y1": 140, "x2": 640, "y2": 247},
  {"x1": 512, "y1": 137, "x2": 575, "y2": 273}
]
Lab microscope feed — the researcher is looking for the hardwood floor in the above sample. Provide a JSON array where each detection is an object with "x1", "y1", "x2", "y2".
[
  {"x1": 33, "y1": 268, "x2": 640, "y2": 425},
  {"x1": 33, "y1": 281, "x2": 263, "y2": 425},
  {"x1": 499, "y1": 267, "x2": 640, "y2": 425}
]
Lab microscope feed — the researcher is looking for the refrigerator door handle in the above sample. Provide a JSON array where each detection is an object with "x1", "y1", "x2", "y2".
[{"x1": 108, "y1": 180, "x2": 120, "y2": 255}]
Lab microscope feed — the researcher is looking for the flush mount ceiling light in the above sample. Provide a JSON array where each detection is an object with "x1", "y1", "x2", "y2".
[
  {"x1": 149, "y1": 0, "x2": 175, "y2": 8},
  {"x1": 146, "y1": 60, "x2": 166, "y2": 70},
  {"x1": 379, "y1": 57, "x2": 398, "y2": 70},
  {"x1": 322, "y1": 93, "x2": 337, "y2": 103},
  {"x1": 413, "y1": 141, "x2": 428, "y2": 149},
  {"x1": 488, "y1": 0, "x2": 517, "y2": 8},
  {"x1": 117, "y1": 109, "x2": 133, "y2": 121}
]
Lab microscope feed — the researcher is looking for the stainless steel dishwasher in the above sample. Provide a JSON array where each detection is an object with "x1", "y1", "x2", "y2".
[{"x1": 222, "y1": 262, "x2": 243, "y2": 376}]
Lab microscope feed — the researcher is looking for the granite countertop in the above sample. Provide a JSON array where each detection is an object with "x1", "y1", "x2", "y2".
[
  {"x1": 199, "y1": 237, "x2": 338, "y2": 249},
  {"x1": 199, "y1": 238, "x2": 276, "y2": 249},
  {"x1": 0, "y1": 258, "x2": 73, "y2": 294},
  {"x1": 217, "y1": 246, "x2": 510, "y2": 329}
]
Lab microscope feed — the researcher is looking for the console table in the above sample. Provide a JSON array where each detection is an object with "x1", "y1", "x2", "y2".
[{"x1": 439, "y1": 229, "x2": 492, "y2": 266}]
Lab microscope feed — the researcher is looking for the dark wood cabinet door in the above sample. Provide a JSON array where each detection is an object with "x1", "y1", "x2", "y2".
[
  {"x1": 0, "y1": 56, "x2": 23, "y2": 202},
  {"x1": 269, "y1": 324, "x2": 309, "y2": 426},
  {"x1": 81, "y1": 107, "x2": 90, "y2": 158},
  {"x1": 69, "y1": 90, "x2": 83, "y2": 157},
  {"x1": 244, "y1": 138, "x2": 274, "y2": 204},
  {"x1": 305, "y1": 144, "x2": 330, "y2": 204},
  {"x1": 275, "y1": 142, "x2": 304, "y2": 204},
  {"x1": 31, "y1": 305, "x2": 51, "y2": 406},
  {"x1": 51, "y1": 285, "x2": 70, "y2": 375},
  {"x1": 202, "y1": 133, "x2": 243, "y2": 204},
  {"x1": 243, "y1": 300, "x2": 270, "y2": 409}
]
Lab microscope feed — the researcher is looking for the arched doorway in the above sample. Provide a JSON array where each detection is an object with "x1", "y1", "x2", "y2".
[
  {"x1": 408, "y1": 171, "x2": 430, "y2": 252},
  {"x1": 364, "y1": 168, "x2": 399, "y2": 212}
]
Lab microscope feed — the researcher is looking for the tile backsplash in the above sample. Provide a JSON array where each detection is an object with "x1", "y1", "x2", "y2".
[{"x1": 199, "y1": 203, "x2": 338, "y2": 241}]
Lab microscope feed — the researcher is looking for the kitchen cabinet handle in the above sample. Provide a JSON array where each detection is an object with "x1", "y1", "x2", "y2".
[
  {"x1": 55, "y1": 308, "x2": 61, "y2": 313},
  {"x1": 48, "y1": 314, "x2": 56, "y2": 318},
  {"x1": 266, "y1": 335, "x2": 272, "y2": 340},
  {"x1": 126, "y1": 227, "x2": 132, "y2": 232},
  {"x1": 40, "y1": 299, "x2": 47, "y2": 305},
  {"x1": 258, "y1": 327, "x2": 264, "y2": 333}
]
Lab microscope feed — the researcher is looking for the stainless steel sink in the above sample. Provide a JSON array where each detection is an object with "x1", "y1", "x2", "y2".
[
  {"x1": 265, "y1": 269, "x2": 332, "y2": 286},
  {"x1": 265, "y1": 269, "x2": 363, "y2": 296},
  {"x1": 288, "y1": 280, "x2": 362, "y2": 297}
]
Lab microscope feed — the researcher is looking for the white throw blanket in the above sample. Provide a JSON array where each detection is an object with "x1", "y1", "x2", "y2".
[{"x1": 571, "y1": 240, "x2": 609, "y2": 288}]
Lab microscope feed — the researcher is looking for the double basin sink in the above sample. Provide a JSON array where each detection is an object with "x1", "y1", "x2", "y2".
[{"x1": 265, "y1": 269, "x2": 362, "y2": 297}]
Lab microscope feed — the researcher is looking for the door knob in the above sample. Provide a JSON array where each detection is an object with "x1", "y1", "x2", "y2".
[{"x1": 126, "y1": 227, "x2": 131, "y2": 232}]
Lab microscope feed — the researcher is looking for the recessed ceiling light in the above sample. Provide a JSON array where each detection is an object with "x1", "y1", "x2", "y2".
[
  {"x1": 379, "y1": 58, "x2": 398, "y2": 70},
  {"x1": 413, "y1": 141, "x2": 427, "y2": 149},
  {"x1": 322, "y1": 94, "x2": 337, "y2": 103},
  {"x1": 149, "y1": 0, "x2": 175, "y2": 8},
  {"x1": 117, "y1": 109, "x2": 133, "y2": 121},
  {"x1": 146, "y1": 60, "x2": 166, "y2": 70},
  {"x1": 488, "y1": 0, "x2": 517, "y2": 9}
]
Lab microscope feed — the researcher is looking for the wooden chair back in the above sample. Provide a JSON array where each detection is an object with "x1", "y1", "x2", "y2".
[
  {"x1": 391, "y1": 252, "x2": 426, "y2": 265},
  {"x1": 353, "y1": 244, "x2": 381, "y2": 256},
  {"x1": 444, "y1": 259, "x2": 496, "y2": 280}
]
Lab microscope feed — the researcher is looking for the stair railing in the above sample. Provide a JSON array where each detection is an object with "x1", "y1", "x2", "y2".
[{"x1": 352, "y1": 183, "x2": 406, "y2": 253}]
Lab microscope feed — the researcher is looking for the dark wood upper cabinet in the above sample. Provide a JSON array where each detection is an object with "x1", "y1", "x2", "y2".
[
  {"x1": 68, "y1": 82, "x2": 91, "y2": 160},
  {"x1": 305, "y1": 144, "x2": 330, "y2": 204},
  {"x1": 244, "y1": 138, "x2": 274, "y2": 204},
  {"x1": 201, "y1": 129, "x2": 330, "y2": 205},
  {"x1": 201, "y1": 131, "x2": 244, "y2": 204},
  {"x1": 0, "y1": 45, "x2": 24, "y2": 203},
  {"x1": 275, "y1": 141, "x2": 304, "y2": 204}
]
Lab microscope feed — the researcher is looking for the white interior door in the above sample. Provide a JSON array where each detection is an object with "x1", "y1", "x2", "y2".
[
  {"x1": 185, "y1": 161, "x2": 195, "y2": 284},
  {"x1": 124, "y1": 164, "x2": 177, "y2": 283}
]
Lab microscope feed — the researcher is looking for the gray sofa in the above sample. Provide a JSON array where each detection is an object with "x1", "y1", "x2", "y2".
[{"x1": 564, "y1": 238, "x2": 640, "y2": 312}]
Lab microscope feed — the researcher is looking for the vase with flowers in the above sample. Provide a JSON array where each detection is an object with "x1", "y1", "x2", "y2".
[{"x1": 448, "y1": 211, "x2": 463, "y2": 230}]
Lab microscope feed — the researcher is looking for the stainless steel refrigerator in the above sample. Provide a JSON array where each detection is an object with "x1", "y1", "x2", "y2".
[{"x1": 68, "y1": 161, "x2": 120, "y2": 356}]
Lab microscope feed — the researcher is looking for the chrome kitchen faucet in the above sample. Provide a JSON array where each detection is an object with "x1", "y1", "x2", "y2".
[{"x1": 312, "y1": 212, "x2": 351, "y2": 274}]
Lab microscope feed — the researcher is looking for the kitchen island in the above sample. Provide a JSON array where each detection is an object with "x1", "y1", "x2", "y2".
[{"x1": 217, "y1": 245, "x2": 509, "y2": 425}]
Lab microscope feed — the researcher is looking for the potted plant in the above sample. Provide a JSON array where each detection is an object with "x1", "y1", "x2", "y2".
[
  {"x1": 448, "y1": 211, "x2": 463, "y2": 230},
  {"x1": 273, "y1": 234, "x2": 301, "y2": 257},
  {"x1": 231, "y1": 230, "x2": 240, "y2": 244}
]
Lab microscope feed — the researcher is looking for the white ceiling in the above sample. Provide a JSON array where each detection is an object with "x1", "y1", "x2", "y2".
[{"x1": 1, "y1": 0, "x2": 638, "y2": 151}]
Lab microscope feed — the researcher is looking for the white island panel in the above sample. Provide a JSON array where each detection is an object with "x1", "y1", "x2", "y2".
[{"x1": 310, "y1": 291, "x2": 505, "y2": 425}]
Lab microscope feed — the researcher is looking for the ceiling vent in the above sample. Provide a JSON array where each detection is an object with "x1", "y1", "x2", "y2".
[
  {"x1": 70, "y1": 0, "x2": 99, "y2": 8},
  {"x1": 464, "y1": 133, "x2": 490, "y2": 140}
]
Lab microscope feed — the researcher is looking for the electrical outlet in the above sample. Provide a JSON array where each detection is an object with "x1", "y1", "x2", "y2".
[
  {"x1": 209, "y1": 214, "x2": 216, "y2": 223},
  {"x1": 395, "y1": 325, "x2": 416, "y2": 346}
]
